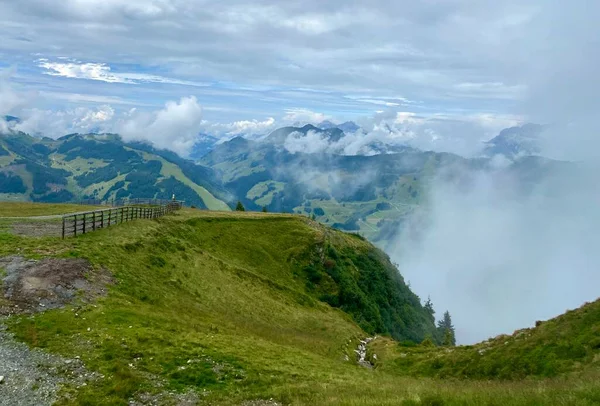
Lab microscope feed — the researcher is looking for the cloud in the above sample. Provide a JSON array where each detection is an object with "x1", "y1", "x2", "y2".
[
  {"x1": 386, "y1": 0, "x2": 600, "y2": 344},
  {"x1": 277, "y1": 109, "x2": 522, "y2": 157},
  {"x1": 0, "y1": 0, "x2": 537, "y2": 115},
  {"x1": 13, "y1": 105, "x2": 115, "y2": 137},
  {"x1": 38, "y1": 59, "x2": 209, "y2": 87},
  {"x1": 283, "y1": 108, "x2": 331, "y2": 124},
  {"x1": 207, "y1": 117, "x2": 276, "y2": 137},
  {"x1": 391, "y1": 163, "x2": 600, "y2": 344},
  {"x1": 284, "y1": 130, "x2": 332, "y2": 154},
  {"x1": 0, "y1": 69, "x2": 33, "y2": 117},
  {"x1": 116, "y1": 96, "x2": 203, "y2": 156}
]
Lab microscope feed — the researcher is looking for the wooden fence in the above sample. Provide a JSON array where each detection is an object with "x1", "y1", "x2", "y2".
[{"x1": 62, "y1": 201, "x2": 183, "y2": 239}]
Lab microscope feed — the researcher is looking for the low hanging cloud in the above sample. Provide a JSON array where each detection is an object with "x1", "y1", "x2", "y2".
[
  {"x1": 13, "y1": 105, "x2": 115, "y2": 137},
  {"x1": 389, "y1": 0, "x2": 600, "y2": 345},
  {"x1": 116, "y1": 96, "x2": 203, "y2": 156},
  {"x1": 392, "y1": 163, "x2": 600, "y2": 344},
  {"x1": 279, "y1": 110, "x2": 522, "y2": 157}
]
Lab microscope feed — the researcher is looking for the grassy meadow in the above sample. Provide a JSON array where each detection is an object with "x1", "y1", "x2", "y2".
[{"x1": 0, "y1": 203, "x2": 598, "y2": 405}]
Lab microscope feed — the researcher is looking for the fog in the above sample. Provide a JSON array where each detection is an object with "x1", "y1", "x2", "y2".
[
  {"x1": 391, "y1": 163, "x2": 600, "y2": 344},
  {"x1": 390, "y1": 1, "x2": 600, "y2": 344}
]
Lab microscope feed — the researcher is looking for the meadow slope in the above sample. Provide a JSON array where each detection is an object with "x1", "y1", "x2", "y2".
[{"x1": 0, "y1": 205, "x2": 598, "y2": 405}]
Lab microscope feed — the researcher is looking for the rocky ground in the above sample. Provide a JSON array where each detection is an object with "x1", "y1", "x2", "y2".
[
  {"x1": 0, "y1": 320, "x2": 96, "y2": 406},
  {"x1": 0, "y1": 255, "x2": 109, "y2": 405}
]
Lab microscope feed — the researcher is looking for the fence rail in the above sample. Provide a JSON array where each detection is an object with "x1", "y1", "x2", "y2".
[{"x1": 62, "y1": 201, "x2": 183, "y2": 239}]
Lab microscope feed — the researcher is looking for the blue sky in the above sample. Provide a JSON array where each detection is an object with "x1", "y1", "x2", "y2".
[{"x1": 0, "y1": 0, "x2": 596, "y2": 156}]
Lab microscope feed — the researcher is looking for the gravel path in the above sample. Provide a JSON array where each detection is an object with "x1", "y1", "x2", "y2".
[{"x1": 0, "y1": 320, "x2": 95, "y2": 406}]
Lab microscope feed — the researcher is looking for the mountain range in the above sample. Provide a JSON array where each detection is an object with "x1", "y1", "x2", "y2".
[
  {"x1": 0, "y1": 131, "x2": 231, "y2": 210},
  {"x1": 1, "y1": 121, "x2": 560, "y2": 247}
]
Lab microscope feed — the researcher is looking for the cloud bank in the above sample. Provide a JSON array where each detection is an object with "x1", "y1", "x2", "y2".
[
  {"x1": 389, "y1": 0, "x2": 600, "y2": 343},
  {"x1": 116, "y1": 96, "x2": 203, "y2": 156}
]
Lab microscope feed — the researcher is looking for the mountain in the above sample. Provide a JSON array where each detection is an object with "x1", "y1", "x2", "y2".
[
  {"x1": 318, "y1": 120, "x2": 360, "y2": 133},
  {"x1": 201, "y1": 135, "x2": 471, "y2": 245},
  {"x1": 201, "y1": 126, "x2": 572, "y2": 249},
  {"x1": 189, "y1": 133, "x2": 220, "y2": 160},
  {"x1": 266, "y1": 124, "x2": 346, "y2": 145},
  {"x1": 3, "y1": 115, "x2": 20, "y2": 123},
  {"x1": 0, "y1": 131, "x2": 231, "y2": 210},
  {"x1": 483, "y1": 123, "x2": 545, "y2": 158}
]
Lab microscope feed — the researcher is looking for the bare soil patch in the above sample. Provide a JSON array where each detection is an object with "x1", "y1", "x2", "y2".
[{"x1": 0, "y1": 256, "x2": 112, "y2": 315}]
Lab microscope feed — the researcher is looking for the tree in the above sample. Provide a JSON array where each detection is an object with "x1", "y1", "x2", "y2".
[
  {"x1": 423, "y1": 296, "x2": 435, "y2": 323},
  {"x1": 420, "y1": 334, "x2": 436, "y2": 348},
  {"x1": 262, "y1": 206, "x2": 268, "y2": 213},
  {"x1": 235, "y1": 201, "x2": 246, "y2": 211},
  {"x1": 437, "y1": 311, "x2": 456, "y2": 346}
]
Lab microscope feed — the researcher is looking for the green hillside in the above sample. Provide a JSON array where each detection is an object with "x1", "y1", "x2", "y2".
[
  {"x1": 0, "y1": 205, "x2": 598, "y2": 405},
  {"x1": 0, "y1": 132, "x2": 231, "y2": 210},
  {"x1": 371, "y1": 297, "x2": 600, "y2": 380}
]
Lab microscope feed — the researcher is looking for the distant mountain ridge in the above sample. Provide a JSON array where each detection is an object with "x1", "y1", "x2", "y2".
[
  {"x1": 318, "y1": 120, "x2": 360, "y2": 133},
  {"x1": 483, "y1": 123, "x2": 545, "y2": 158},
  {"x1": 266, "y1": 124, "x2": 346, "y2": 145},
  {"x1": 0, "y1": 130, "x2": 231, "y2": 209}
]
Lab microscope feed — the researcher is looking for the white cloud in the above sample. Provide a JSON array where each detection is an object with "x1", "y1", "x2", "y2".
[
  {"x1": 284, "y1": 130, "x2": 331, "y2": 154},
  {"x1": 116, "y1": 96, "x2": 203, "y2": 156},
  {"x1": 283, "y1": 108, "x2": 330, "y2": 124},
  {"x1": 277, "y1": 109, "x2": 523, "y2": 157},
  {"x1": 38, "y1": 59, "x2": 208, "y2": 86},
  {"x1": 13, "y1": 105, "x2": 115, "y2": 137},
  {"x1": 221, "y1": 117, "x2": 276, "y2": 135},
  {"x1": 0, "y1": 69, "x2": 33, "y2": 116}
]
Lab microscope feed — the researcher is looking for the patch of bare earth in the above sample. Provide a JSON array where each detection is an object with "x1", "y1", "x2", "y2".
[
  {"x1": 9, "y1": 222, "x2": 62, "y2": 238},
  {"x1": 0, "y1": 256, "x2": 113, "y2": 315}
]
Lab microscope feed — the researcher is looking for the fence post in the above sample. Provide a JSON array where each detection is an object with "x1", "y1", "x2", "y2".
[
  {"x1": 108, "y1": 209, "x2": 111, "y2": 227},
  {"x1": 74, "y1": 215, "x2": 77, "y2": 236},
  {"x1": 62, "y1": 217, "x2": 65, "y2": 239},
  {"x1": 92, "y1": 212, "x2": 96, "y2": 231},
  {"x1": 101, "y1": 210, "x2": 105, "y2": 229}
]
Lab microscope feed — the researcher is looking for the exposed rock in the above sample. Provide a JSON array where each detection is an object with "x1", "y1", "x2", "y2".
[{"x1": 356, "y1": 337, "x2": 374, "y2": 368}]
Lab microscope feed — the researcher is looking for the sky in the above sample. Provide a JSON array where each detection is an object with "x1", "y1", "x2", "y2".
[{"x1": 0, "y1": 0, "x2": 550, "y2": 155}]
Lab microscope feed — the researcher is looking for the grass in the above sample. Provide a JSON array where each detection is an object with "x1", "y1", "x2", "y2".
[
  {"x1": 370, "y1": 299, "x2": 600, "y2": 380},
  {"x1": 0, "y1": 206, "x2": 598, "y2": 405},
  {"x1": 153, "y1": 154, "x2": 231, "y2": 211},
  {"x1": 0, "y1": 202, "x2": 104, "y2": 217}
]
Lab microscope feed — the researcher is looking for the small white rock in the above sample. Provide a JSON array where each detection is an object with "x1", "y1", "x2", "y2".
[{"x1": 0, "y1": 376, "x2": 4, "y2": 384}]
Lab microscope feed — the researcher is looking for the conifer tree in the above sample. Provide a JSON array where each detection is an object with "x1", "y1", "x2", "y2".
[
  {"x1": 235, "y1": 201, "x2": 246, "y2": 211},
  {"x1": 262, "y1": 206, "x2": 268, "y2": 213},
  {"x1": 424, "y1": 296, "x2": 435, "y2": 323},
  {"x1": 437, "y1": 310, "x2": 456, "y2": 346}
]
